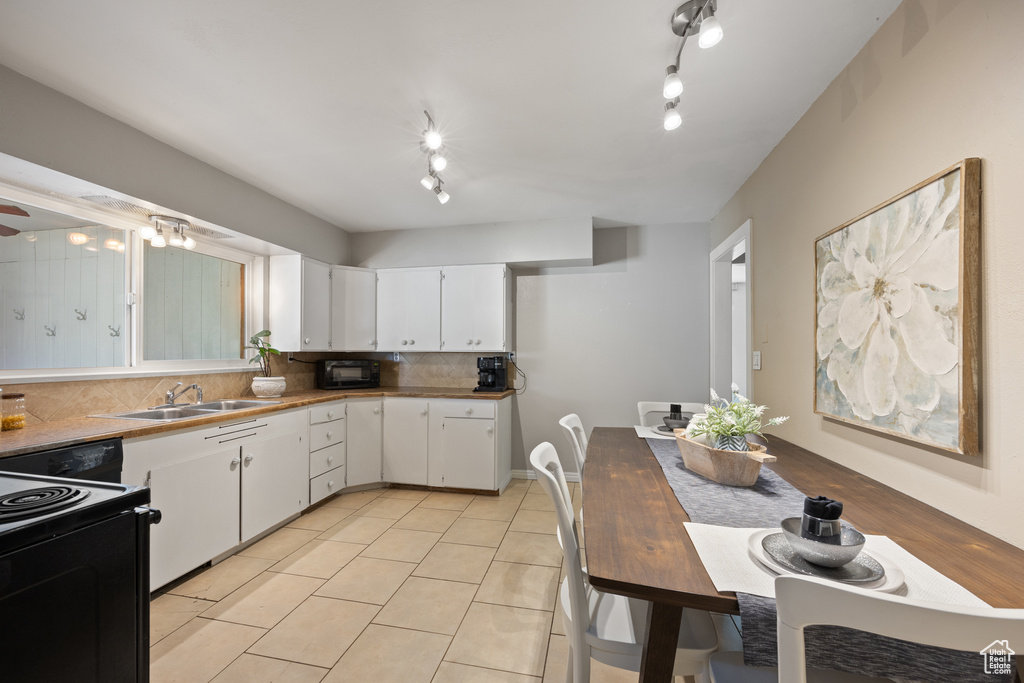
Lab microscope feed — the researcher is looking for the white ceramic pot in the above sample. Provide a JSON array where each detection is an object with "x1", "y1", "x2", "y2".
[{"x1": 252, "y1": 376, "x2": 286, "y2": 398}]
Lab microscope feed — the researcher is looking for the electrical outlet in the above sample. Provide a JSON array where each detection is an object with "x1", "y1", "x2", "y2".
[
  {"x1": 287, "y1": 353, "x2": 294, "y2": 364},
  {"x1": 752, "y1": 351, "x2": 762, "y2": 370},
  {"x1": 508, "y1": 352, "x2": 515, "y2": 363},
  {"x1": 392, "y1": 352, "x2": 400, "y2": 362}
]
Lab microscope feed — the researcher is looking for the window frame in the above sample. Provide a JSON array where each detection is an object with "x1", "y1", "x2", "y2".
[{"x1": 0, "y1": 183, "x2": 266, "y2": 383}]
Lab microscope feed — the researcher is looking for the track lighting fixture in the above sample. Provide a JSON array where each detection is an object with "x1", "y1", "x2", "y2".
[
  {"x1": 661, "y1": 0, "x2": 723, "y2": 130},
  {"x1": 418, "y1": 110, "x2": 451, "y2": 204},
  {"x1": 144, "y1": 215, "x2": 197, "y2": 250}
]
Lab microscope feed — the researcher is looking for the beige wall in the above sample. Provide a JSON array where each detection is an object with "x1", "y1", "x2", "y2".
[{"x1": 711, "y1": 0, "x2": 1024, "y2": 548}]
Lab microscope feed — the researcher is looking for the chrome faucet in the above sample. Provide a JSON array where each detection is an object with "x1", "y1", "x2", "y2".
[{"x1": 165, "y1": 382, "x2": 203, "y2": 406}]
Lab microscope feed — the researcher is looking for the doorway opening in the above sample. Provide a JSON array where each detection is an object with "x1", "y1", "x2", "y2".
[{"x1": 710, "y1": 220, "x2": 752, "y2": 401}]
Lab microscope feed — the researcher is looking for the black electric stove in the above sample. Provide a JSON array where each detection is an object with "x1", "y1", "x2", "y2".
[{"x1": 0, "y1": 471, "x2": 158, "y2": 682}]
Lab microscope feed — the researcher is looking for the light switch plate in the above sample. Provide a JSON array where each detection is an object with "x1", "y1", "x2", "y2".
[{"x1": 752, "y1": 351, "x2": 762, "y2": 370}]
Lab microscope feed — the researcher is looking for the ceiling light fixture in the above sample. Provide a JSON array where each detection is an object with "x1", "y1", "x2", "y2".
[
  {"x1": 144, "y1": 215, "x2": 197, "y2": 250},
  {"x1": 419, "y1": 110, "x2": 451, "y2": 205},
  {"x1": 662, "y1": 0, "x2": 724, "y2": 129}
]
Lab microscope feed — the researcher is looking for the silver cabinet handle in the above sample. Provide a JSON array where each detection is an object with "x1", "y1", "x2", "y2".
[
  {"x1": 304, "y1": 337, "x2": 311, "y2": 344},
  {"x1": 409, "y1": 339, "x2": 415, "y2": 345},
  {"x1": 487, "y1": 427, "x2": 494, "y2": 435},
  {"x1": 401, "y1": 339, "x2": 408, "y2": 345},
  {"x1": 327, "y1": 480, "x2": 335, "y2": 489},
  {"x1": 466, "y1": 408, "x2": 473, "y2": 416},
  {"x1": 327, "y1": 456, "x2": 334, "y2": 465},
  {"x1": 467, "y1": 339, "x2": 473, "y2": 345},
  {"x1": 231, "y1": 457, "x2": 241, "y2": 467},
  {"x1": 368, "y1": 340, "x2": 375, "y2": 346},
  {"x1": 243, "y1": 454, "x2": 254, "y2": 465},
  {"x1": 373, "y1": 407, "x2": 380, "y2": 414},
  {"x1": 475, "y1": 339, "x2": 481, "y2": 345},
  {"x1": 327, "y1": 410, "x2": 334, "y2": 419},
  {"x1": 420, "y1": 409, "x2": 427, "y2": 416},
  {"x1": 326, "y1": 431, "x2": 333, "y2": 439}
]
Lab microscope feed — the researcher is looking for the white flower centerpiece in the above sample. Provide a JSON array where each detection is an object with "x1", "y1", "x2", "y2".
[{"x1": 686, "y1": 385, "x2": 789, "y2": 452}]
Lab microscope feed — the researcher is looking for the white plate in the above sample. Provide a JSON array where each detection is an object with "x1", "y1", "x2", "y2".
[{"x1": 747, "y1": 529, "x2": 906, "y2": 594}]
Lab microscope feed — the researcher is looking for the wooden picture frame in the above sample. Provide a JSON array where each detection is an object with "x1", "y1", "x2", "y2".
[{"x1": 813, "y1": 159, "x2": 980, "y2": 456}]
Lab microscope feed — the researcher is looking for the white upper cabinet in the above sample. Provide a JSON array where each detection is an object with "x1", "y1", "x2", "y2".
[
  {"x1": 376, "y1": 267, "x2": 441, "y2": 351},
  {"x1": 269, "y1": 255, "x2": 331, "y2": 352},
  {"x1": 441, "y1": 264, "x2": 510, "y2": 352},
  {"x1": 330, "y1": 266, "x2": 377, "y2": 351}
]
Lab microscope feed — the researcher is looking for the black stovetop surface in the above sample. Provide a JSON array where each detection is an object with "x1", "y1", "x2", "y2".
[{"x1": 0, "y1": 472, "x2": 149, "y2": 553}]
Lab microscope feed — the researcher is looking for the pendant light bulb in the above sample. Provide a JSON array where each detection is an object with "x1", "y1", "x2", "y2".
[
  {"x1": 434, "y1": 186, "x2": 450, "y2": 205},
  {"x1": 182, "y1": 236, "x2": 197, "y2": 250},
  {"x1": 663, "y1": 66, "x2": 684, "y2": 99},
  {"x1": 664, "y1": 100, "x2": 682, "y2": 131},
  {"x1": 424, "y1": 128, "x2": 442, "y2": 150},
  {"x1": 139, "y1": 225, "x2": 157, "y2": 240},
  {"x1": 698, "y1": 13, "x2": 723, "y2": 48},
  {"x1": 151, "y1": 231, "x2": 166, "y2": 248},
  {"x1": 430, "y1": 151, "x2": 447, "y2": 172},
  {"x1": 421, "y1": 173, "x2": 437, "y2": 190}
]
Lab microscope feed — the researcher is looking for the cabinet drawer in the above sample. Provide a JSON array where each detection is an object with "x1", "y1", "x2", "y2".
[
  {"x1": 309, "y1": 441, "x2": 346, "y2": 478},
  {"x1": 310, "y1": 402, "x2": 345, "y2": 425},
  {"x1": 310, "y1": 420, "x2": 346, "y2": 452},
  {"x1": 310, "y1": 466, "x2": 345, "y2": 504},
  {"x1": 433, "y1": 400, "x2": 495, "y2": 419}
]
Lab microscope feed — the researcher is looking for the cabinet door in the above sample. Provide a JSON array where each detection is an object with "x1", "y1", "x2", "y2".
[
  {"x1": 149, "y1": 448, "x2": 241, "y2": 589},
  {"x1": 435, "y1": 418, "x2": 496, "y2": 490},
  {"x1": 241, "y1": 430, "x2": 308, "y2": 542},
  {"x1": 377, "y1": 268, "x2": 441, "y2": 351},
  {"x1": 383, "y1": 398, "x2": 429, "y2": 485},
  {"x1": 301, "y1": 259, "x2": 331, "y2": 351},
  {"x1": 442, "y1": 265, "x2": 506, "y2": 352},
  {"x1": 331, "y1": 267, "x2": 377, "y2": 351},
  {"x1": 347, "y1": 399, "x2": 383, "y2": 487}
]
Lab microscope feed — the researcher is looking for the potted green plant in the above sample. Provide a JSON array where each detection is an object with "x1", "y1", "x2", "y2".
[
  {"x1": 246, "y1": 330, "x2": 285, "y2": 397},
  {"x1": 686, "y1": 385, "x2": 789, "y2": 452}
]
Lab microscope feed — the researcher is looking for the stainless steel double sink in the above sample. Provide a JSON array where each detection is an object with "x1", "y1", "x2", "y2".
[{"x1": 95, "y1": 399, "x2": 281, "y2": 422}]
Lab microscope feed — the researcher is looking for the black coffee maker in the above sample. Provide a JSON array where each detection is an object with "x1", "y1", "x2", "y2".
[{"x1": 474, "y1": 356, "x2": 509, "y2": 392}]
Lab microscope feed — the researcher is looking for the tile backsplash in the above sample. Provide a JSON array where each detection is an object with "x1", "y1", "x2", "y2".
[{"x1": 0, "y1": 351, "x2": 494, "y2": 425}]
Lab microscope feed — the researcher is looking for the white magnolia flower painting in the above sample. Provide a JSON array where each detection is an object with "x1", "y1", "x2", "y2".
[{"x1": 814, "y1": 160, "x2": 980, "y2": 456}]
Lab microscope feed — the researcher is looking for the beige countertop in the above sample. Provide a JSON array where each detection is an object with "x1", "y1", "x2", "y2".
[{"x1": 0, "y1": 386, "x2": 514, "y2": 459}]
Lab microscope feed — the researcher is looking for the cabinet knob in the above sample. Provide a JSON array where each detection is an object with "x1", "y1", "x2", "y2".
[
  {"x1": 328, "y1": 480, "x2": 335, "y2": 489},
  {"x1": 409, "y1": 339, "x2": 415, "y2": 345},
  {"x1": 368, "y1": 340, "x2": 375, "y2": 346},
  {"x1": 401, "y1": 339, "x2": 408, "y2": 345},
  {"x1": 373, "y1": 407, "x2": 380, "y2": 414},
  {"x1": 466, "y1": 408, "x2": 473, "y2": 416},
  {"x1": 327, "y1": 410, "x2": 334, "y2": 419},
  {"x1": 420, "y1": 409, "x2": 428, "y2": 416},
  {"x1": 467, "y1": 339, "x2": 473, "y2": 345},
  {"x1": 327, "y1": 456, "x2": 334, "y2": 465},
  {"x1": 304, "y1": 338, "x2": 311, "y2": 344},
  {"x1": 231, "y1": 457, "x2": 241, "y2": 467},
  {"x1": 487, "y1": 427, "x2": 494, "y2": 435},
  {"x1": 475, "y1": 339, "x2": 481, "y2": 345},
  {"x1": 244, "y1": 454, "x2": 254, "y2": 465},
  {"x1": 326, "y1": 431, "x2": 333, "y2": 439}
]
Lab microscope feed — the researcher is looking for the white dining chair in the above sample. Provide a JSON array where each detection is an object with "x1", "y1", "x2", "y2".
[
  {"x1": 558, "y1": 413, "x2": 589, "y2": 479},
  {"x1": 530, "y1": 442, "x2": 720, "y2": 683},
  {"x1": 637, "y1": 401, "x2": 706, "y2": 428},
  {"x1": 709, "y1": 574, "x2": 1024, "y2": 683}
]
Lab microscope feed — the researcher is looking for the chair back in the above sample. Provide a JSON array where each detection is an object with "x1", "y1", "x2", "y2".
[
  {"x1": 776, "y1": 575, "x2": 1024, "y2": 683},
  {"x1": 530, "y1": 442, "x2": 589, "y2": 651},
  {"x1": 637, "y1": 401, "x2": 706, "y2": 428},
  {"x1": 558, "y1": 413, "x2": 588, "y2": 478}
]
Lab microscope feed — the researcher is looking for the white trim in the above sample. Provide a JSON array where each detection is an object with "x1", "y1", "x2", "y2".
[
  {"x1": 0, "y1": 364, "x2": 257, "y2": 384},
  {"x1": 709, "y1": 219, "x2": 753, "y2": 400},
  {"x1": 513, "y1": 468, "x2": 581, "y2": 483}
]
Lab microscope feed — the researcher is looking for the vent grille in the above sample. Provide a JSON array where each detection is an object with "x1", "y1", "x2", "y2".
[{"x1": 79, "y1": 195, "x2": 233, "y2": 239}]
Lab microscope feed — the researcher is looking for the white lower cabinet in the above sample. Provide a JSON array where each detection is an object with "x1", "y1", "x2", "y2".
[
  {"x1": 428, "y1": 399, "x2": 511, "y2": 491},
  {"x1": 346, "y1": 398, "x2": 383, "y2": 487},
  {"x1": 382, "y1": 398, "x2": 429, "y2": 485},
  {"x1": 123, "y1": 409, "x2": 308, "y2": 589}
]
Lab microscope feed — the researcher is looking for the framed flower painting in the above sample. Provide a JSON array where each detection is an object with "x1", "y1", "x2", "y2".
[{"x1": 814, "y1": 159, "x2": 980, "y2": 456}]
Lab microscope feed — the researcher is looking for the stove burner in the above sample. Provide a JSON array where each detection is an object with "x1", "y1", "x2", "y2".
[{"x1": 0, "y1": 485, "x2": 90, "y2": 521}]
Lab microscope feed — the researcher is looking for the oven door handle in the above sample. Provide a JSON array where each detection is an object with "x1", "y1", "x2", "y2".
[{"x1": 136, "y1": 506, "x2": 162, "y2": 525}]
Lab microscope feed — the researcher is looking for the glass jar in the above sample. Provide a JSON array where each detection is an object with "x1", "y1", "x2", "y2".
[{"x1": 2, "y1": 392, "x2": 26, "y2": 431}]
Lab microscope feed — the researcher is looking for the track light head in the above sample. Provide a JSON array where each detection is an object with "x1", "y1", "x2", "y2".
[
  {"x1": 434, "y1": 186, "x2": 450, "y2": 204},
  {"x1": 139, "y1": 225, "x2": 157, "y2": 240},
  {"x1": 663, "y1": 65, "x2": 684, "y2": 99},
  {"x1": 151, "y1": 229, "x2": 166, "y2": 248},
  {"x1": 698, "y1": 11, "x2": 723, "y2": 48},
  {"x1": 664, "y1": 100, "x2": 682, "y2": 130},
  {"x1": 421, "y1": 173, "x2": 437, "y2": 190},
  {"x1": 430, "y1": 151, "x2": 447, "y2": 172}
]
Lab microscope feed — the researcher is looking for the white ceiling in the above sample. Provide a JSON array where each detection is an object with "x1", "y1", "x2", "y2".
[{"x1": 0, "y1": 0, "x2": 898, "y2": 233}]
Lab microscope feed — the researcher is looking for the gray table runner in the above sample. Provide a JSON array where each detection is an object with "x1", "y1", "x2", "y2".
[{"x1": 645, "y1": 437, "x2": 1014, "y2": 683}]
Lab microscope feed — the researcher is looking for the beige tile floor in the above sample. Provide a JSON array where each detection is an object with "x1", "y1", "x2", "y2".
[{"x1": 150, "y1": 479, "x2": 694, "y2": 683}]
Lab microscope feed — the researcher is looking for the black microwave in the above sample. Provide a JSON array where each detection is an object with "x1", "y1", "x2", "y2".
[{"x1": 316, "y1": 359, "x2": 381, "y2": 390}]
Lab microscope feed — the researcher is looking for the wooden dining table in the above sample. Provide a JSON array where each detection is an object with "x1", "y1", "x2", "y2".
[{"x1": 581, "y1": 427, "x2": 1024, "y2": 683}]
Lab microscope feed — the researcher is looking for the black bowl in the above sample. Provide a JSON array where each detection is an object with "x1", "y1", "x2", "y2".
[{"x1": 663, "y1": 415, "x2": 691, "y2": 430}]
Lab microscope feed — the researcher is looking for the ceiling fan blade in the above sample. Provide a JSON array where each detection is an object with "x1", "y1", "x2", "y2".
[
  {"x1": 0, "y1": 205, "x2": 29, "y2": 217},
  {"x1": 0, "y1": 223, "x2": 21, "y2": 237}
]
